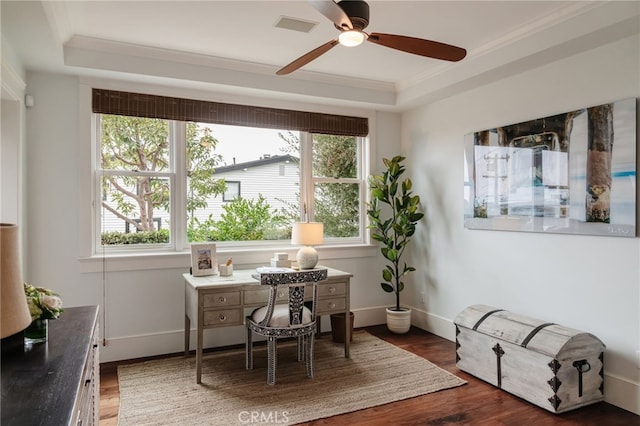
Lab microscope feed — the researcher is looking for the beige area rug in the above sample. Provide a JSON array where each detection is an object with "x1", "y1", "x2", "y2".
[{"x1": 117, "y1": 331, "x2": 466, "y2": 425}]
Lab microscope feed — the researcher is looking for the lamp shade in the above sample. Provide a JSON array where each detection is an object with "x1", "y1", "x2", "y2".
[
  {"x1": 291, "y1": 222, "x2": 324, "y2": 246},
  {"x1": 1, "y1": 223, "x2": 32, "y2": 338}
]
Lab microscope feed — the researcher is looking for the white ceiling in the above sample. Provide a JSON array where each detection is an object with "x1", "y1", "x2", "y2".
[{"x1": 2, "y1": 1, "x2": 639, "y2": 110}]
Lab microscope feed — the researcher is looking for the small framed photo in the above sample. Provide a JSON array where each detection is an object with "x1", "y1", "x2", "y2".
[{"x1": 190, "y1": 243, "x2": 218, "y2": 276}]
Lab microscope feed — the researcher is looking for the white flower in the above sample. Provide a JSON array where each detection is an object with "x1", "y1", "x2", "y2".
[
  {"x1": 41, "y1": 294, "x2": 63, "y2": 311},
  {"x1": 24, "y1": 283, "x2": 64, "y2": 320},
  {"x1": 27, "y1": 298, "x2": 43, "y2": 320}
]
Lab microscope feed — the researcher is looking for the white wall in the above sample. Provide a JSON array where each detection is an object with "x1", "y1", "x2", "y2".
[
  {"x1": 1, "y1": 47, "x2": 26, "y2": 224},
  {"x1": 402, "y1": 35, "x2": 640, "y2": 414},
  {"x1": 1, "y1": 99, "x2": 20, "y2": 223},
  {"x1": 1, "y1": 54, "x2": 27, "y2": 264}
]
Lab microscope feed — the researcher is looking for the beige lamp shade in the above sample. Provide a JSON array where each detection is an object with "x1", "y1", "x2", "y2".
[
  {"x1": 291, "y1": 222, "x2": 323, "y2": 269},
  {"x1": 291, "y1": 222, "x2": 324, "y2": 246},
  {"x1": 1, "y1": 223, "x2": 32, "y2": 338}
]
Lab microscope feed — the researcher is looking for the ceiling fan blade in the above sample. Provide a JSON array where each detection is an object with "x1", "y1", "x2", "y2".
[
  {"x1": 276, "y1": 39, "x2": 339, "y2": 75},
  {"x1": 368, "y1": 33, "x2": 466, "y2": 62},
  {"x1": 308, "y1": 0, "x2": 353, "y2": 30}
]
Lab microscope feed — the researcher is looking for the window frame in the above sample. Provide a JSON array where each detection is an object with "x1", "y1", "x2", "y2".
[
  {"x1": 94, "y1": 115, "x2": 178, "y2": 252},
  {"x1": 93, "y1": 117, "x2": 368, "y2": 253},
  {"x1": 79, "y1": 81, "x2": 377, "y2": 271},
  {"x1": 222, "y1": 181, "x2": 241, "y2": 202}
]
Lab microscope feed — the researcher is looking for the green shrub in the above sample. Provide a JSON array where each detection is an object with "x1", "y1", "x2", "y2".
[{"x1": 101, "y1": 229, "x2": 170, "y2": 245}]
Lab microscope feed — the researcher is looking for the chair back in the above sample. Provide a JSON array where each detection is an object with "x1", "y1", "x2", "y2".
[{"x1": 256, "y1": 269, "x2": 328, "y2": 328}]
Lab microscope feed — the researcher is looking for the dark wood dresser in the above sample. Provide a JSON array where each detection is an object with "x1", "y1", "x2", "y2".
[{"x1": 1, "y1": 305, "x2": 100, "y2": 425}]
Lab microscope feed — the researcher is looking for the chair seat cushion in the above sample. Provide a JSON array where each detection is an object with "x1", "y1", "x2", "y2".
[{"x1": 250, "y1": 304, "x2": 312, "y2": 327}]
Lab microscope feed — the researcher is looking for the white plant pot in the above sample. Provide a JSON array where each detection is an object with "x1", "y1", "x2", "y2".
[{"x1": 386, "y1": 307, "x2": 411, "y2": 334}]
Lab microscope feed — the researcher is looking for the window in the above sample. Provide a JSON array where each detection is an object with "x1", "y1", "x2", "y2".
[
  {"x1": 92, "y1": 89, "x2": 368, "y2": 252},
  {"x1": 185, "y1": 123, "x2": 298, "y2": 243},
  {"x1": 312, "y1": 134, "x2": 361, "y2": 238},
  {"x1": 222, "y1": 181, "x2": 241, "y2": 202},
  {"x1": 99, "y1": 115, "x2": 172, "y2": 246}
]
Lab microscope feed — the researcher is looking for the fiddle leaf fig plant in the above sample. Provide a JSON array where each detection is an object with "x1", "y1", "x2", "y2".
[{"x1": 367, "y1": 156, "x2": 424, "y2": 311}]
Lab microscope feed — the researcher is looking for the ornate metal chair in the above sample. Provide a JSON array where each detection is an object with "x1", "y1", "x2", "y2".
[{"x1": 246, "y1": 268, "x2": 328, "y2": 385}]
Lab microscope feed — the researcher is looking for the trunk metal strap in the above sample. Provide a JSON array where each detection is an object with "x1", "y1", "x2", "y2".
[
  {"x1": 492, "y1": 343, "x2": 505, "y2": 388},
  {"x1": 521, "y1": 322, "x2": 555, "y2": 348},
  {"x1": 472, "y1": 309, "x2": 504, "y2": 331}
]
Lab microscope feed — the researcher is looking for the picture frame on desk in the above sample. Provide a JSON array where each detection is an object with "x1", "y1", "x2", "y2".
[{"x1": 190, "y1": 243, "x2": 217, "y2": 276}]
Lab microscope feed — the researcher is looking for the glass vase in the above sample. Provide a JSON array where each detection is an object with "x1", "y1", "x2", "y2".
[{"x1": 24, "y1": 318, "x2": 48, "y2": 344}]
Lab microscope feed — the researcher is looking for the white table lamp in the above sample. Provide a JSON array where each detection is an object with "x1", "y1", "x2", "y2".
[{"x1": 291, "y1": 222, "x2": 323, "y2": 269}]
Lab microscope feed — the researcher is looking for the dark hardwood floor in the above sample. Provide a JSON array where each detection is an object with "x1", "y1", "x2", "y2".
[{"x1": 99, "y1": 325, "x2": 639, "y2": 425}]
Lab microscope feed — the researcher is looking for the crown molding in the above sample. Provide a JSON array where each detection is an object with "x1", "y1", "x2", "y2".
[
  {"x1": 64, "y1": 36, "x2": 396, "y2": 108},
  {"x1": 40, "y1": 0, "x2": 71, "y2": 46}
]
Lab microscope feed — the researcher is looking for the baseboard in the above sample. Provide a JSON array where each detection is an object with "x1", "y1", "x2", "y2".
[
  {"x1": 410, "y1": 307, "x2": 640, "y2": 416},
  {"x1": 603, "y1": 372, "x2": 640, "y2": 415},
  {"x1": 410, "y1": 307, "x2": 457, "y2": 342},
  {"x1": 100, "y1": 307, "x2": 388, "y2": 363},
  {"x1": 350, "y1": 306, "x2": 388, "y2": 328},
  {"x1": 100, "y1": 325, "x2": 248, "y2": 363}
]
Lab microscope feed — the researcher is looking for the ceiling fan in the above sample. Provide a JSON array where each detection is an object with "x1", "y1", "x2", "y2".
[{"x1": 276, "y1": 0, "x2": 467, "y2": 75}]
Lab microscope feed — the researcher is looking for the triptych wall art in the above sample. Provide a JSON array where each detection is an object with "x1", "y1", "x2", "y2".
[{"x1": 464, "y1": 98, "x2": 636, "y2": 237}]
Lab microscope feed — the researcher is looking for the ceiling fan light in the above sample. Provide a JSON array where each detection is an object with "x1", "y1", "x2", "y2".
[{"x1": 338, "y1": 30, "x2": 365, "y2": 47}]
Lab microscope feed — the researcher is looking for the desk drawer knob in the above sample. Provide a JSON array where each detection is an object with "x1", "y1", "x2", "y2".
[
  {"x1": 219, "y1": 314, "x2": 227, "y2": 322},
  {"x1": 219, "y1": 296, "x2": 227, "y2": 303},
  {"x1": 277, "y1": 291, "x2": 285, "y2": 298},
  {"x1": 328, "y1": 286, "x2": 336, "y2": 294},
  {"x1": 328, "y1": 302, "x2": 336, "y2": 309}
]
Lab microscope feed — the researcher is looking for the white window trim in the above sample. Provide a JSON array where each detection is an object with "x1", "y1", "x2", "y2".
[{"x1": 77, "y1": 78, "x2": 377, "y2": 272}]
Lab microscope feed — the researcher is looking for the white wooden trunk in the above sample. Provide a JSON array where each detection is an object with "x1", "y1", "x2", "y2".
[{"x1": 455, "y1": 304, "x2": 605, "y2": 413}]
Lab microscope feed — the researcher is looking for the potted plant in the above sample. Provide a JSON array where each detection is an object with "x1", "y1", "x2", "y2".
[
  {"x1": 367, "y1": 156, "x2": 424, "y2": 334},
  {"x1": 23, "y1": 283, "x2": 63, "y2": 343}
]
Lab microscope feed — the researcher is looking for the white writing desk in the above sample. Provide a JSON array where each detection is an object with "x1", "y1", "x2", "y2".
[{"x1": 184, "y1": 266, "x2": 352, "y2": 384}]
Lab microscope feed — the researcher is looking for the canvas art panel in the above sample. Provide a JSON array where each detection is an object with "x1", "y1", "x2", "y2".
[
  {"x1": 464, "y1": 98, "x2": 636, "y2": 237},
  {"x1": 190, "y1": 243, "x2": 217, "y2": 276}
]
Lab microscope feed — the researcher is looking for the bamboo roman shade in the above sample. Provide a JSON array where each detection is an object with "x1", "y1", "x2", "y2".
[{"x1": 92, "y1": 89, "x2": 368, "y2": 137}]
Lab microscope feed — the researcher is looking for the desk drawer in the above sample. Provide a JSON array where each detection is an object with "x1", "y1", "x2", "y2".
[
  {"x1": 244, "y1": 288, "x2": 288, "y2": 305},
  {"x1": 318, "y1": 282, "x2": 345, "y2": 298},
  {"x1": 316, "y1": 297, "x2": 346, "y2": 314},
  {"x1": 203, "y1": 291, "x2": 241, "y2": 308},
  {"x1": 203, "y1": 308, "x2": 242, "y2": 326}
]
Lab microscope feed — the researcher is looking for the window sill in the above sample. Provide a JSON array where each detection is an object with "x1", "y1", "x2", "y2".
[{"x1": 78, "y1": 244, "x2": 378, "y2": 273}]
